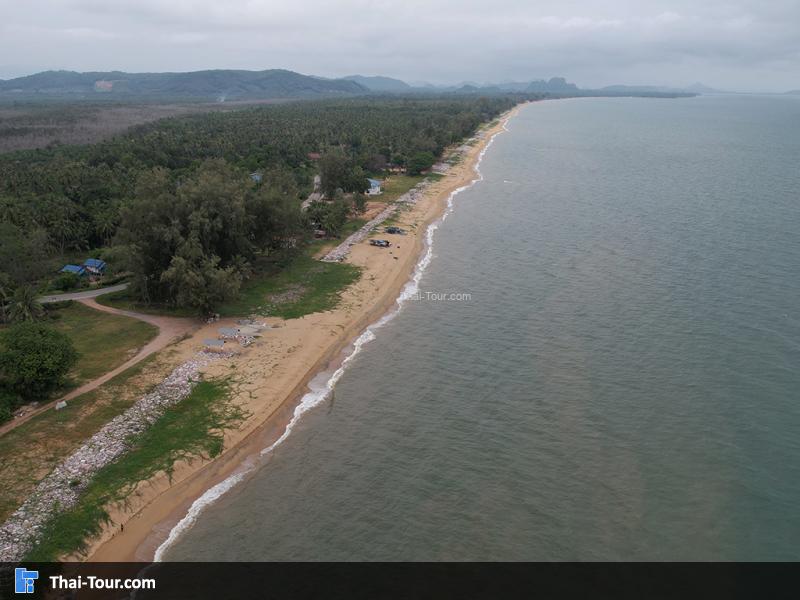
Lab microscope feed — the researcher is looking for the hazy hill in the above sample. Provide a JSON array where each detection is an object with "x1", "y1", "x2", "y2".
[
  {"x1": 0, "y1": 69, "x2": 368, "y2": 101},
  {"x1": 343, "y1": 75, "x2": 411, "y2": 92},
  {"x1": 525, "y1": 77, "x2": 579, "y2": 93}
]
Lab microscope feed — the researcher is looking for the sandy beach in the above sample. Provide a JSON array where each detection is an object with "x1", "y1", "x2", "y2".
[{"x1": 84, "y1": 107, "x2": 518, "y2": 562}]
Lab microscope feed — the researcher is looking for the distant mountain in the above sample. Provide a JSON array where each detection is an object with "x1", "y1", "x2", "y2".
[
  {"x1": 431, "y1": 76, "x2": 580, "y2": 95},
  {"x1": 784, "y1": 89, "x2": 800, "y2": 95},
  {"x1": 525, "y1": 77, "x2": 579, "y2": 93},
  {"x1": 685, "y1": 82, "x2": 723, "y2": 93},
  {"x1": 343, "y1": 75, "x2": 411, "y2": 92},
  {"x1": 0, "y1": 69, "x2": 368, "y2": 101}
]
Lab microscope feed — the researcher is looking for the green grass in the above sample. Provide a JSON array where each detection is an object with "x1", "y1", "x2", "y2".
[
  {"x1": 96, "y1": 289, "x2": 198, "y2": 318},
  {"x1": 24, "y1": 379, "x2": 245, "y2": 561},
  {"x1": 50, "y1": 302, "x2": 158, "y2": 384},
  {"x1": 340, "y1": 217, "x2": 367, "y2": 237},
  {"x1": 218, "y1": 253, "x2": 360, "y2": 319},
  {"x1": 376, "y1": 174, "x2": 426, "y2": 203},
  {"x1": 0, "y1": 356, "x2": 163, "y2": 522}
]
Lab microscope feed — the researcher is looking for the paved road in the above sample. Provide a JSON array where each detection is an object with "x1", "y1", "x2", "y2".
[
  {"x1": 301, "y1": 174, "x2": 323, "y2": 210},
  {"x1": 39, "y1": 282, "x2": 130, "y2": 304}
]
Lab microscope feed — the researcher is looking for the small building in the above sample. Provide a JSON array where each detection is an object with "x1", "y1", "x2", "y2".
[
  {"x1": 83, "y1": 258, "x2": 107, "y2": 275},
  {"x1": 60, "y1": 264, "x2": 86, "y2": 276},
  {"x1": 218, "y1": 327, "x2": 239, "y2": 339},
  {"x1": 203, "y1": 339, "x2": 226, "y2": 353},
  {"x1": 366, "y1": 178, "x2": 382, "y2": 196},
  {"x1": 250, "y1": 171, "x2": 263, "y2": 183},
  {"x1": 307, "y1": 152, "x2": 321, "y2": 161}
]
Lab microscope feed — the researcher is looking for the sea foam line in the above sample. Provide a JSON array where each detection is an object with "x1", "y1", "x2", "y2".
[{"x1": 153, "y1": 113, "x2": 513, "y2": 561}]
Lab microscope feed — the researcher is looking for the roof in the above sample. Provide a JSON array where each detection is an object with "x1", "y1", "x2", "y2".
[
  {"x1": 218, "y1": 327, "x2": 238, "y2": 336},
  {"x1": 60, "y1": 264, "x2": 86, "y2": 274},
  {"x1": 203, "y1": 339, "x2": 225, "y2": 347},
  {"x1": 368, "y1": 178, "x2": 381, "y2": 187},
  {"x1": 83, "y1": 258, "x2": 106, "y2": 270}
]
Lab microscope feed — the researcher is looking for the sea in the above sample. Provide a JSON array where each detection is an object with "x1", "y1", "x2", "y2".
[{"x1": 163, "y1": 94, "x2": 800, "y2": 561}]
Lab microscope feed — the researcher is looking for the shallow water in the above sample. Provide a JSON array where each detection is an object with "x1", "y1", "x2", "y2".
[{"x1": 167, "y1": 95, "x2": 800, "y2": 560}]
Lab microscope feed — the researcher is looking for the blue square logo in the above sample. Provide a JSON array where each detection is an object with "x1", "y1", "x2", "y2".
[{"x1": 14, "y1": 568, "x2": 39, "y2": 594}]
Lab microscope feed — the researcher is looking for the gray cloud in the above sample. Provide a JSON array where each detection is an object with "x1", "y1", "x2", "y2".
[{"x1": 0, "y1": 0, "x2": 797, "y2": 91}]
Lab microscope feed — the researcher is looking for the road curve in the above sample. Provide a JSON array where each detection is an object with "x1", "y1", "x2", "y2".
[
  {"x1": 39, "y1": 283, "x2": 130, "y2": 304},
  {"x1": 0, "y1": 295, "x2": 198, "y2": 437}
]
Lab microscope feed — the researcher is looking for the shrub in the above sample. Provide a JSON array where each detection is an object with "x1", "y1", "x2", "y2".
[
  {"x1": 0, "y1": 389, "x2": 14, "y2": 424},
  {"x1": 54, "y1": 272, "x2": 81, "y2": 291},
  {"x1": 0, "y1": 322, "x2": 78, "y2": 400}
]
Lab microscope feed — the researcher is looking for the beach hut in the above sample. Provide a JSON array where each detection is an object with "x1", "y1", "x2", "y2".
[
  {"x1": 218, "y1": 327, "x2": 238, "y2": 339},
  {"x1": 203, "y1": 339, "x2": 226, "y2": 353},
  {"x1": 236, "y1": 325, "x2": 262, "y2": 336}
]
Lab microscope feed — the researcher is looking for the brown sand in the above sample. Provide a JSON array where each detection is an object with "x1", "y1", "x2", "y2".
[{"x1": 84, "y1": 108, "x2": 518, "y2": 562}]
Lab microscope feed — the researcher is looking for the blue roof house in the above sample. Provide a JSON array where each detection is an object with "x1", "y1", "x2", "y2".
[
  {"x1": 83, "y1": 258, "x2": 107, "y2": 275},
  {"x1": 60, "y1": 264, "x2": 86, "y2": 276}
]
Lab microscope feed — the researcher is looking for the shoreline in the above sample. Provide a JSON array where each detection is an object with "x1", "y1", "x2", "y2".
[{"x1": 84, "y1": 106, "x2": 520, "y2": 562}]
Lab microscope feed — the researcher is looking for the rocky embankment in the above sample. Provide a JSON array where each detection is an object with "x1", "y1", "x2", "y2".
[{"x1": 0, "y1": 351, "x2": 228, "y2": 561}]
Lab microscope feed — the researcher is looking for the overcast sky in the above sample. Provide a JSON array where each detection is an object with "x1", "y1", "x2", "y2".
[{"x1": 0, "y1": 0, "x2": 797, "y2": 91}]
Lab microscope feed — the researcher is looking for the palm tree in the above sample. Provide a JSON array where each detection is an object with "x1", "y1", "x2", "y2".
[
  {"x1": 0, "y1": 273, "x2": 13, "y2": 323},
  {"x1": 8, "y1": 285, "x2": 44, "y2": 323}
]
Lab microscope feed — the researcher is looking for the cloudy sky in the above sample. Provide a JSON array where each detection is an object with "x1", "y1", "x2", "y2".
[{"x1": 0, "y1": 0, "x2": 797, "y2": 91}]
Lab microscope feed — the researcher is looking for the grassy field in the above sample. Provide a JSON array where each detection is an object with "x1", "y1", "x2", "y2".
[
  {"x1": 50, "y1": 302, "x2": 158, "y2": 384},
  {"x1": 218, "y1": 253, "x2": 361, "y2": 319},
  {"x1": 377, "y1": 174, "x2": 426, "y2": 203},
  {"x1": 24, "y1": 379, "x2": 245, "y2": 561},
  {"x1": 96, "y1": 290, "x2": 198, "y2": 318},
  {"x1": 0, "y1": 354, "x2": 173, "y2": 523}
]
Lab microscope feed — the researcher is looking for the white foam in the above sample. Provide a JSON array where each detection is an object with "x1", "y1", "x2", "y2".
[{"x1": 153, "y1": 112, "x2": 513, "y2": 561}]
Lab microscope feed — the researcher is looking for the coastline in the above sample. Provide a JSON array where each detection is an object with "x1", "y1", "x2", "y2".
[{"x1": 83, "y1": 105, "x2": 520, "y2": 562}]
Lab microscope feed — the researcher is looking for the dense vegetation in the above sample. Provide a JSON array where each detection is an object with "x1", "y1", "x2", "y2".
[
  {"x1": 0, "y1": 321, "x2": 77, "y2": 422},
  {"x1": 0, "y1": 96, "x2": 514, "y2": 313}
]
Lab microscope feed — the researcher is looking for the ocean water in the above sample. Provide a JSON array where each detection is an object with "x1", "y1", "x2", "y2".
[{"x1": 165, "y1": 95, "x2": 800, "y2": 561}]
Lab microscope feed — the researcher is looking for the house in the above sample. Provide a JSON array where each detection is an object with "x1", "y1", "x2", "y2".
[
  {"x1": 366, "y1": 178, "x2": 382, "y2": 196},
  {"x1": 307, "y1": 152, "x2": 321, "y2": 161},
  {"x1": 83, "y1": 258, "x2": 107, "y2": 275},
  {"x1": 250, "y1": 171, "x2": 263, "y2": 183},
  {"x1": 60, "y1": 264, "x2": 86, "y2": 276}
]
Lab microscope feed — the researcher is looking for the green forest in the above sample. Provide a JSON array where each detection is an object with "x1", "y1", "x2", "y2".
[{"x1": 0, "y1": 96, "x2": 516, "y2": 315}]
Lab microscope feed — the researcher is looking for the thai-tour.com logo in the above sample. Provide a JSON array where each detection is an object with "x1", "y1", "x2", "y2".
[
  {"x1": 14, "y1": 568, "x2": 38, "y2": 594},
  {"x1": 11, "y1": 566, "x2": 156, "y2": 594}
]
